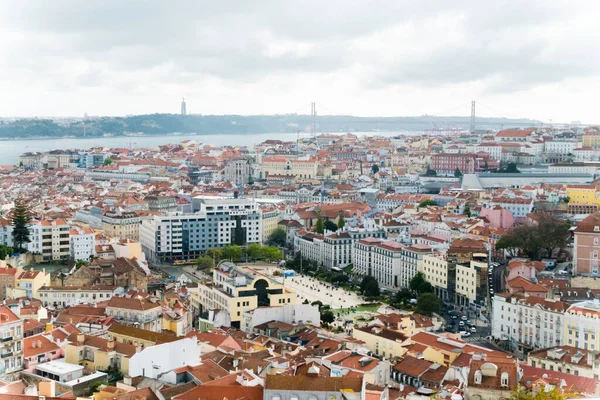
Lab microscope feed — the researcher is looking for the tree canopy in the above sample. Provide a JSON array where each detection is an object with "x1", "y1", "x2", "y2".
[
  {"x1": 496, "y1": 212, "x2": 570, "y2": 260},
  {"x1": 409, "y1": 272, "x2": 434, "y2": 295},
  {"x1": 0, "y1": 245, "x2": 13, "y2": 260},
  {"x1": 415, "y1": 292, "x2": 441, "y2": 316},
  {"x1": 337, "y1": 212, "x2": 346, "y2": 230},
  {"x1": 315, "y1": 217, "x2": 325, "y2": 234},
  {"x1": 12, "y1": 198, "x2": 31, "y2": 252},
  {"x1": 418, "y1": 199, "x2": 437, "y2": 208},
  {"x1": 196, "y1": 255, "x2": 215, "y2": 270},
  {"x1": 454, "y1": 168, "x2": 463, "y2": 178},
  {"x1": 425, "y1": 167, "x2": 437, "y2": 176},
  {"x1": 222, "y1": 245, "x2": 243, "y2": 261},
  {"x1": 267, "y1": 227, "x2": 286, "y2": 246},
  {"x1": 324, "y1": 220, "x2": 338, "y2": 232},
  {"x1": 360, "y1": 275, "x2": 380, "y2": 297}
]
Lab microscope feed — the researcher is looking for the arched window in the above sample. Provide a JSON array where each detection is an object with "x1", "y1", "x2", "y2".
[
  {"x1": 474, "y1": 370, "x2": 482, "y2": 384},
  {"x1": 501, "y1": 372, "x2": 509, "y2": 387}
]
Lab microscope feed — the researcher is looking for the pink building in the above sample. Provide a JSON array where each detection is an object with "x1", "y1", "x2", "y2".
[
  {"x1": 506, "y1": 276, "x2": 549, "y2": 299},
  {"x1": 506, "y1": 260, "x2": 546, "y2": 282},
  {"x1": 480, "y1": 205, "x2": 514, "y2": 229},
  {"x1": 23, "y1": 334, "x2": 62, "y2": 369},
  {"x1": 573, "y1": 212, "x2": 600, "y2": 275}
]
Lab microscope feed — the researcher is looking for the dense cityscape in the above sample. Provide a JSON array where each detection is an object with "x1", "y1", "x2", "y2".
[{"x1": 0, "y1": 124, "x2": 599, "y2": 399}]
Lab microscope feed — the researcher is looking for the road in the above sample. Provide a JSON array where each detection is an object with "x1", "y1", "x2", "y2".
[{"x1": 491, "y1": 262, "x2": 507, "y2": 294}]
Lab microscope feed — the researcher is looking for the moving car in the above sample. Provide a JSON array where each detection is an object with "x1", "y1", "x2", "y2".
[{"x1": 470, "y1": 326, "x2": 477, "y2": 333}]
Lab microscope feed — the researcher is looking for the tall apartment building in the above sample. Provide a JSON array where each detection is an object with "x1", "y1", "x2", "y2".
[
  {"x1": 0, "y1": 306, "x2": 24, "y2": 381},
  {"x1": 102, "y1": 211, "x2": 141, "y2": 241},
  {"x1": 398, "y1": 244, "x2": 433, "y2": 289},
  {"x1": 573, "y1": 212, "x2": 600, "y2": 275},
  {"x1": 0, "y1": 217, "x2": 13, "y2": 248},
  {"x1": 353, "y1": 238, "x2": 404, "y2": 288},
  {"x1": 492, "y1": 293, "x2": 567, "y2": 353},
  {"x1": 40, "y1": 219, "x2": 70, "y2": 262},
  {"x1": 196, "y1": 262, "x2": 296, "y2": 329},
  {"x1": 420, "y1": 254, "x2": 451, "y2": 301},
  {"x1": 140, "y1": 198, "x2": 262, "y2": 262},
  {"x1": 260, "y1": 204, "x2": 280, "y2": 244},
  {"x1": 70, "y1": 226, "x2": 95, "y2": 262}
]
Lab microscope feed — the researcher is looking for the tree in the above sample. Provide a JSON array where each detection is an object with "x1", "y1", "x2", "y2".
[
  {"x1": 104, "y1": 158, "x2": 113, "y2": 165},
  {"x1": 561, "y1": 196, "x2": 570, "y2": 204},
  {"x1": 418, "y1": 199, "x2": 437, "y2": 208},
  {"x1": 260, "y1": 246, "x2": 281, "y2": 262},
  {"x1": 463, "y1": 204, "x2": 471, "y2": 217},
  {"x1": 337, "y1": 211, "x2": 346, "y2": 230},
  {"x1": 409, "y1": 272, "x2": 433, "y2": 295},
  {"x1": 222, "y1": 245, "x2": 243, "y2": 261},
  {"x1": 425, "y1": 167, "x2": 437, "y2": 177},
  {"x1": 315, "y1": 217, "x2": 325, "y2": 234},
  {"x1": 371, "y1": 164, "x2": 379, "y2": 174},
  {"x1": 321, "y1": 309, "x2": 335, "y2": 323},
  {"x1": 0, "y1": 245, "x2": 13, "y2": 260},
  {"x1": 246, "y1": 243, "x2": 262, "y2": 260},
  {"x1": 393, "y1": 288, "x2": 413, "y2": 307},
  {"x1": 267, "y1": 227, "x2": 286, "y2": 246},
  {"x1": 495, "y1": 234, "x2": 520, "y2": 258},
  {"x1": 205, "y1": 248, "x2": 223, "y2": 262},
  {"x1": 324, "y1": 220, "x2": 338, "y2": 232},
  {"x1": 483, "y1": 160, "x2": 489, "y2": 171},
  {"x1": 507, "y1": 385, "x2": 570, "y2": 400},
  {"x1": 454, "y1": 168, "x2": 463, "y2": 178},
  {"x1": 196, "y1": 255, "x2": 215, "y2": 270},
  {"x1": 360, "y1": 276, "x2": 380, "y2": 297},
  {"x1": 12, "y1": 198, "x2": 31, "y2": 252},
  {"x1": 415, "y1": 293, "x2": 441, "y2": 316},
  {"x1": 505, "y1": 162, "x2": 520, "y2": 173},
  {"x1": 536, "y1": 212, "x2": 571, "y2": 258},
  {"x1": 75, "y1": 259, "x2": 89, "y2": 268}
]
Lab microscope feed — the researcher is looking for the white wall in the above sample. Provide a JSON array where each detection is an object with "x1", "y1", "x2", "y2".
[
  {"x1": 242, "y1": 304, "x2": 320, "y2": 332},
  {"x1": 128, "y1": 338, "x2": 200, "y2": 379}
]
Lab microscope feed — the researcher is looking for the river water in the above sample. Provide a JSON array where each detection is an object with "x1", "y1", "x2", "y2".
[{"x1": 0, "y1": 131, "x2": 411, "y2": 165}]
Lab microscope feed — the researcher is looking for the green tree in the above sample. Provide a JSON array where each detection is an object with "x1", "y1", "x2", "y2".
[
  {"x1": 505, "y1": 162, "x2": 520, "y2": 173},
  {"x1": 360, "y1": 275, "x2": 380, "y2": 297},
  {"x1": 321, "y1": 309, "x2": 335, "y2": 323},
  {"x1": 315, "y1": 217, "x2": 325, "y2": 234},
  {"x1": 371, "y1": 164, "x2": 380, "y2": 174},
  {"x1": 75, "y1": 259, "x2": 89, "y2": 268},
  {"x1": 536, "y1": 212, "x2": 571, "y2": 258},
  {"x1": 267, "y1": 227, "x2": 287, "y2": 246},
  {"x1": 561, "y1": 196, "x2": 570, "y2": 204},
  {"x1": 418, "y1": 199, "x2": 437, "y2": 208},
  {"x1": 196, "y1": 255, "x2": 215, "y2": 270},
  {"x1": 222, "y1": 245, "x2": 243, "y2": 261},
  {"x1": 409, "y1": 272, "x2": 433, "y2": 294},
  {"x1": 415, "y1": 292, "x2": 441, "y2": 316},
  {"x1": 0, "y1": 245, "x2": 13, "y2": 260},
  {"x1": 324, "y1": 220, "x2": 338, "y2": 232},
  {"x1": 261, "y1": 246, "x2": 282, "y2": 262},
  {"x1": 463, "y1": 204, "x2": 471, "y2": 217},
  {"x1": 454, "y1": 168, "x2": 463, "y2": 178},
  {"x1": 425, "y1": 168, "x2": 437, "y2": 176},
  {"x1": 247, "y1": 243, "x2": 262, "y2": 260},
  {"x1": 483, "y1": 160, "x2": 489, "y2": 171},
  {"x1": 104, "y1": 158, "x2": 113, "y2": 165},
  {"x1": 205, "y1": 248, "x2": 223, "y2": 262},
  {"x1": 393, "y1": 288, "x2": 413, "y2": 307},
  {"x1": 507, "y1": 385, "x2": 569, "y2": 400},
  {"x1": 11, "y1": 198, "x2": 31, "y2": 252},
  {"x1": 337, "y1": 211, "x2": 346, "y2": 230}
]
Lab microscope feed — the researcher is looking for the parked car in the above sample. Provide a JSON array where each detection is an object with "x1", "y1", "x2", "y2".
[
  {"x1": 461, "y1": 315, "x2": 468, "y2": 321},
  {"x1": 470, "y1": 326, "x2": 477, "y2": 333},
  {"x1": 459, "y1": 321, "x2": 465, "y2": 327}
]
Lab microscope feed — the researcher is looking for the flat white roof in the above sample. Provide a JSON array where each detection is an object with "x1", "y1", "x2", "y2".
[{"x1": 36, "y1": 360, "x2": 82, "y2": 375}]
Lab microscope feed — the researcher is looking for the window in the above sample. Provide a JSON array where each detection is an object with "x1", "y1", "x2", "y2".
[
  {"x1": 474, "y1": 370, "x2": 482, "y2": 384},
  {"x1": 501, "y1": 372, "x2": 509, "y2": 387}
]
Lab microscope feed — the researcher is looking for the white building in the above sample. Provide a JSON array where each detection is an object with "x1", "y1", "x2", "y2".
[
  {"x1": 241, "y1": 304, "x2": 320, "y2": 332},
  {"x1": 69, "y1": 226, "x2": 95, "y2": 262},
  {"x1": 544, "y1": 140, "x2": 578, "y2": 154},
  {"x1": 128, "y1": 338, "x2": 200, "y2": 380},
  {"x1": 295, "y1": 232, "x2": 324, "y2": 266},
  {"x1": 353, "y1": 238, "x2": 404, "y2": 289},
  {"x1": 38, "y1": 219, "x2": 70, "y2": 262},
  {"x1": 38, "y1": 285, "x2": 121, "y2": 307},
  {"x1": 492, "y1": 293, "x2": 567, "y2": 353},
  {"x1": 489, "y1": 198, "x2": 533, "y2": 218}
]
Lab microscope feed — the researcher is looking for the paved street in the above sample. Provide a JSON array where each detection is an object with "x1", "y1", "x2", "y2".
[{"x1": 283, "y1": 274, "x2": 365, "y2": 309}]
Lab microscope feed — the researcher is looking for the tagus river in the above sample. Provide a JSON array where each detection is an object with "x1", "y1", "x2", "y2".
[{"x1": 0, "y1": 131, "x2": 410, "y2": 165}]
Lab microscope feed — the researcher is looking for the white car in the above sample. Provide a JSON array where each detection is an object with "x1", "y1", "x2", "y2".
[
  {"x1": 461, "y1": 315, "x2": 468, "y2": 321},
  {"x1": 459, "y1": 330, "x2": 467, "y2": 335},
  {"x1": 471, "y1": 326, "x2": 477, "y2": 333}
]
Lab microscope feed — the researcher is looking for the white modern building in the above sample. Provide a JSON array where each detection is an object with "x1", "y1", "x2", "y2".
[
  {"x1": 69, "y1": 226, "x2": 95, "y2": 262},
  {"x1": 38, "y1": 285, "x2": 121, "y2": 307},
  {"x1": 353, "y1": 238, "x2": 404, "y2": 288},
  {"x1": 128, "y1": 338, "x2": 200, "y2": 380},
  {"x1": 241, "y1": 303, "x2": 320, "y2": 332}
]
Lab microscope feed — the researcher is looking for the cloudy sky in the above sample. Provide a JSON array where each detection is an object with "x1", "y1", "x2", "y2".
[{"x1": 0, "y1": 1, "x2": 598, "y2": 122}]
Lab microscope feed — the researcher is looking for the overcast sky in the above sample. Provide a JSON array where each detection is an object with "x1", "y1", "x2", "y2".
[{"x1": 0, "y1": 1, "x2": 598, "y2": 122}]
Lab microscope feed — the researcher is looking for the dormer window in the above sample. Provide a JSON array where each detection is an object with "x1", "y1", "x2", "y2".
[
  {"x1": 474, "y1": 370, "x2": 482, "y2": 384},
  {"x1": 501, "y1": 372, "x2": 509, "y2": 387},
  {"x1": 594, "y1": 226, "x2": 599, "y2": 232}
]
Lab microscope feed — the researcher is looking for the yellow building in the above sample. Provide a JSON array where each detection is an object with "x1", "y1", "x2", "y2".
[
  {"x1": 583, "y1": 133, "x2": 600, "y2": 148},
  {"x1": 101, "y1": 211, "x2": 141, "y2": 241},
  {"x1": 352, "y1": 325, "x2": 409, "y2": 359},
  {"x1": 420, "y1": 254, "x2": 450, "y2": 301},
  {"x1": 563, "y1": 300, "x2": 600, "y2": 351},
  {"x1": 108, "y1": 322, "x2": 178, "y2": 349},
  {"x1": 456, "y1": 261, "x2": 487, "y2": 305},
  {"x1": 65, "y1": 333, "x2": 136, "y2": 374},
  {"x1": 196, "y1": 262, "x2": 296, "y2": 329},
  {"x1": 12, "y1": 269, "x2": 51, "y2": 299},
  {"x1": 261, "y1": 205, "x2": 280, "y2": 244},
  {"x1": 566, "y1": 185, "x2": 600, "y2": 206},
  {"x1": 261, "y1": 156, "x2": 318, "y2": 179}
]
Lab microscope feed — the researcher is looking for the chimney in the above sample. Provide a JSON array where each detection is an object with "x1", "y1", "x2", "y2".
[
  {"x1": 39, "y1": 381, "x2": 56, "y2": 397},
  {"x1": 123, "y1": 376, "x2": 132, "y2": 386},
  {"x1": 37, "y1": 340, "x2": 42, "y2": 348},
  {"x1": 32, "y1": 341, "x2": 36, "y2": 349},
  {"x1": 399, "y1": 384, "x2": 405, "y2": 392},
  {"x1": 107, "y1": 338, "x2": 115, "y2": 351},
  {"x1": 587, "y1": 351, "x2": 596, "y2": 367},
  {"x1": 77, "y1": 333, "x2": 85, "y2": 345}
]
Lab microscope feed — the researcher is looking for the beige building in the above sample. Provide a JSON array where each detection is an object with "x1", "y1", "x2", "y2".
[
  {"x1": 10, "y1": 269, "x2": 51, "y2": 299},
  {"x1": 65, "y1": 332, "x2": 136, "y2": 375},
  {"x1": 260, "y1": 205, "x2": 280, "y2": 244},
  {"x1": 0, "y1": 306, "x2": 23, "y2": 381},
  {"x1": 262, "y1": 155, "x2": 318, "y2": 179},
  {"x1": 40, "y1": 219, "x2": 70, "y2": 262},
  {"x1": 528, "y1": 346, "x2": 600, "y2": 379},
  {"x1": 102, "y1": 211, "x2": 141, "y2": 241},
  {"x1": 456, "y1": 260, "x2": 487, "y2": 305},
  {"x1": 105, "y1": 297, "x2": 163, "y2": 332},
  {"x1": 196, "y1": 262, "x2": 296, "y2": 330},
  {"x1": 352, "y1": 325, "x2": 409, "y2": 359},
  {"x1": 420, "y1": 254, "x2": 450, "y2": 301},
  {"x1": 564, "y1": 300, "x2": 600, "y2": 351}
]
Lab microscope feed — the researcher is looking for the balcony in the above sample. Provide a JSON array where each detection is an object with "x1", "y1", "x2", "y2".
[
  {"x1": 1, "y1": 351, "x2": 13, "y2": 358},
  {"x1": 0, "y1": 336, "x2": 13, "y2": 343}
]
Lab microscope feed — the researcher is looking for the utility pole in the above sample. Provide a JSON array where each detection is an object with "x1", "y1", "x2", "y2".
[
  {"x1": 470, "y1": 100, "x2": 476, "y2": 134},
  {"x1": 311, "y1": 102, "x2": 317, "y2": 138}
]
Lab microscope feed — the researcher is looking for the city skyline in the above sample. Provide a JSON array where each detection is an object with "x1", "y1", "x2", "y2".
[{"x1": 0, "y1": 1, "x2": 599, "y2": 123}]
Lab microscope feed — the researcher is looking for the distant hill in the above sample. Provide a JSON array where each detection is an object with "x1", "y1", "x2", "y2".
[{"x1": 0, "y1": 114, "x2": 540, "y2": 139}]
